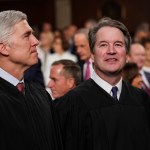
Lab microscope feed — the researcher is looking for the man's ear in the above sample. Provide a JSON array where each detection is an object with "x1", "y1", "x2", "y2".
[
  {"x1": 126, "y1": 54, "x2": 129, "y2": 63},
  {"x1": 91, "y1": 53, "x2": 94, "y2": 62},
  {"x1": 0, "y1": 43, "x2": 9, "y2": 56},
  {"x1": 67, "y1": 78, "x2": 75, "y2": 89}
]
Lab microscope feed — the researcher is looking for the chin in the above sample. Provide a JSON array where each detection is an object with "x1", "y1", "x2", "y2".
[
  {"x1": 105, "y1": 70, "x2": 122, "y2": 77},
  {"x1": 33, "y1": 57, "x2": 38, "y2": 64},
  {"x1": 28, "y1": 60, "x2": 38, "y2": 67}
]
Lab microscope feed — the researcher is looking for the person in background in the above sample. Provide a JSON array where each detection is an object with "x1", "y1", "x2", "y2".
[
  {"x1": 84, "y1": 18, "x2": 97, "y2": 29},
  {"x1": 37, "y1": 31, "x2": 54, "y2": 86},
  {"x1": 122, "y1": 62, "x2": 143, "y2": 88},
  {"x1": 0, "y1": 10, "x2": 62, "y2": 150},
  {"x1": 133, "y1": 22, "x2": 150, "y2": 43},
  {"x1": 74, "y1": 28, "x2": 93, "y2": 81},
  {"x1": 54, "y1": 17, "x2": 150, "y2": 150},
  {"x1": 44, "y1": 34, "x2": 78, "y2": 90},
  {"x1": 40, "y1": 21, "x2": 53, "y2": 33},
  {"x1": 127, "y1": 43, "x2": 145, "y2": 71},
  {"x1": 127, "y1": 42, "x2": 150, "y2": 96},
  {"x1": 63, "y1": 24, "x2": 78, "y2": 54},
  {"x1": 48, "y1": 59, "x2": 81, "y2": 99},
  {"x1": 141, "y1": 37, "x2": 150, "y2": 96}
]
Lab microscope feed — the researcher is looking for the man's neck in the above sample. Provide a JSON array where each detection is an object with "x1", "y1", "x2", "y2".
[{"x1": 95, "y1": 70, "x2": 122, "y2": 86}]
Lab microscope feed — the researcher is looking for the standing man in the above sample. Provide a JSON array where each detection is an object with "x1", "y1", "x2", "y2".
[
  {"x1": 74, "y1": 28, "x2": 93, "y2": 81},
  {"x1": 0, "y1": 10, "x2": 62, "y2": 150},
  {"x1": 47, "y1": 59, "x2": 81, "y2": 99},
  {"x1": 55, "y1": 17, "x2": 150, "y2": 150}
]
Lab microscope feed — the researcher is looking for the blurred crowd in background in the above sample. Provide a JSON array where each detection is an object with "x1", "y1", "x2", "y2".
[{"x1": 24, "y1": 1, "x2": 150, "y2": 99}]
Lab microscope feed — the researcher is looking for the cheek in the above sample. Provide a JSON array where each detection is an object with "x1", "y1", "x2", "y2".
[
  {"x1": 94, "y1": 50, "x2": 103, "y2": 57},
  {"x1": 119, "y1": 51, "x2": 127, "y2": 60}
]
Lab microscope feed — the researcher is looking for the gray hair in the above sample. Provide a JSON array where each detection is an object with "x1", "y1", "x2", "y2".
[
  {"x1": 89, "y1": 17, "x2": 131, "y2": 53},
  {"x1": 74, "y1": 28, "x2": 89, "y2": 40},
  {"x1": 0, "y1": 10, "x2": 27, "y2": 44}
]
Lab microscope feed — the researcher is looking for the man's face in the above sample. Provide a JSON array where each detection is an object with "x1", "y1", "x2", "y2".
[
  {"x1": 92, "y1": 26, "x2": 127, "y2": 77},
  {"x1": 48, "y1": 64, "x2": 72, "y2": 99},
  {"x1": 6, "y1": 20, "x2": 39, "y2": 70},
  {"x1": 74, "y1": 33, "x2": 91, "y2": 61},
  {"x1": 144, "y1": 42, "x2": 150, "y2": 62},
  {"x1": 128, "y1": 44, "x2": 145, "y2": 70}
]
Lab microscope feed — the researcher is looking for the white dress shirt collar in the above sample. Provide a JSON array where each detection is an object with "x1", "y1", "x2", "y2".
[
  {"x1": 0, "y1": 68, "x2": 23, "y2": 86},
  {"x1": 91, "y1": 71, "x2": 122, "y2": 100}
]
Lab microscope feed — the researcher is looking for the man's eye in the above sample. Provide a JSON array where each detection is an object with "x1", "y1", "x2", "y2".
[
  {"x1": 115, "y1": 43, "x2": 123, "y2": 47},
  {"x1": 24, "y1": 34, "x2": 30, "y2": 38},
  {"x1": 100, "y1": 44, "x2": 107, "y2": 47}
]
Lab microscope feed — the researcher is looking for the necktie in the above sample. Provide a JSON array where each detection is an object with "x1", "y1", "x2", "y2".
[
  {"x1": 85, "y1": 61, "x2": 90, "y2": 80},
  {"x1": 144, "y1": 71, "x2": 150, "y2": 85},
  {"x1": 111, "y1": 86, "x2": 118, "y2": 101},
  {"x1": 16, "y1": 82, "x2": 24, "y2": 94}
]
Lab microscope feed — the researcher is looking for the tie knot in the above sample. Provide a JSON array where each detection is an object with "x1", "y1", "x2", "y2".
[
  {"x1": 111, "y1": 86, "x2": 118, "y2": 100},
  {"x1": 16, "y1": 82, "x2": 24, "y2": 94},
  {"x1": 86, "y1": 60, "x2": 90, "y2": 65}
]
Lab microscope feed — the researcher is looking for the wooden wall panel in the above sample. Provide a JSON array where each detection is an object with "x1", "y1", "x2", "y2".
[
  {"x1": 71, "y1": 0, "x2": 150, "y2": 34},
  {"x1": 0, "y1": 0, "x2": 55, "y2": 29}
]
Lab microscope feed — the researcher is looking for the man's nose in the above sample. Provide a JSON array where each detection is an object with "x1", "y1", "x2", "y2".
[{"x1": 107, "y1": 45, "x2": 116, "y2": 54}]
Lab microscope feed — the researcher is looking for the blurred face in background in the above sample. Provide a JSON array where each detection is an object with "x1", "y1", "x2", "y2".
[
  {"x1": 74, "y1": 33, "x2": 91, "y2": 61},
  {"x1": 144, "y1": 42, "x2": 150, "y2": 62},
  {"x1": 39, "y1": 32, "x2": 54, "y2": 48},
  {"x1": 131, "y1": 73, "x2": 143, "y2": 89},
  {"x1": 128, "y1": 43, "x2": 145, "y2": 70},
  {"x1": 48, "y1": 64, "x2": 73, "y2": 99},
  {"x1": 53, "y1": 37, "x2": 64, "y2": 53}
]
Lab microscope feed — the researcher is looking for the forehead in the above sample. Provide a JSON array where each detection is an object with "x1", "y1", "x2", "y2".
[
  {"x1": 96, "y1": 26, "x2": 124, "y2": 42},
  {"x1": 51, "y1": 64, "x2": 63, "y2": 74},
  {"x1": 12, "y1": 20, "x2": 32, "y2": 35},
  {"x1": 74, "y1": 33, "x2": 87, "y2": 41},
  {"x1": 130, "y1": 44, "x2": 145, "y2": 53}
]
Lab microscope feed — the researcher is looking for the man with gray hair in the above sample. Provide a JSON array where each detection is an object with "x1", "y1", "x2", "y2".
[
  {"x1": 55, "y1": 17, "x2": 150, "y2": 150},
  {"x1": 0, "y1": 10, "x2": 62, "y2": 150},
  {"x1": 74, "y1": 28, "x2": 93, "y2": 81}
]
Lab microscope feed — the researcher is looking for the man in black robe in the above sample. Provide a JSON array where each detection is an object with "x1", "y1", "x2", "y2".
[
  {"x1": 54, "y1": 17, "x2": 150, "y2": 150},
  {"x1": 0, "y1": 10, "x2": 62, "y2": 150}
]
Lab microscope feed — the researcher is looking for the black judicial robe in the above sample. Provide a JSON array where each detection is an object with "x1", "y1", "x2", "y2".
[
  {"x1": 55, "y1": 79, "x2": 150, "y2": 150},
  {"x1": 0, "y1": 78, "x2": 62, "y2": 150}
]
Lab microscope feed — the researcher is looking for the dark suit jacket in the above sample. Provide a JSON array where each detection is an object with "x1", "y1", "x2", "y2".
[
  {"x1": 24, "y1": 58, "x2": 45, "y2": 87},
  {"x1": 77, "y1": 60, "x2": 85, "y2": 82}
]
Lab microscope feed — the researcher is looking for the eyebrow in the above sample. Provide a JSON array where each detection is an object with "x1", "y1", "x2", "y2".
[
  {"x1": 22, "y1": 29, "x2": 34, "y2": 36},
  {"x1": 98, "y1": 40, "x2": 124, "y2": 44}
]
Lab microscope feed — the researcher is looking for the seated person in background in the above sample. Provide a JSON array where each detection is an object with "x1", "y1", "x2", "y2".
[
  {"x1": 127, "y1": 42, "x2": 150, "y2": 96},
  {"x1": 122, "y1": 63, "x2": 143, "y2": 88},
  {"x1": 44, "y1": 34, "x2": 78, "y2": 88},
  {"x1": 141, "y1": 37, "x2": 150, "y2": 89},
  {"x1": 47, "y1": 59, "x2": 81, "y2": 99}
]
